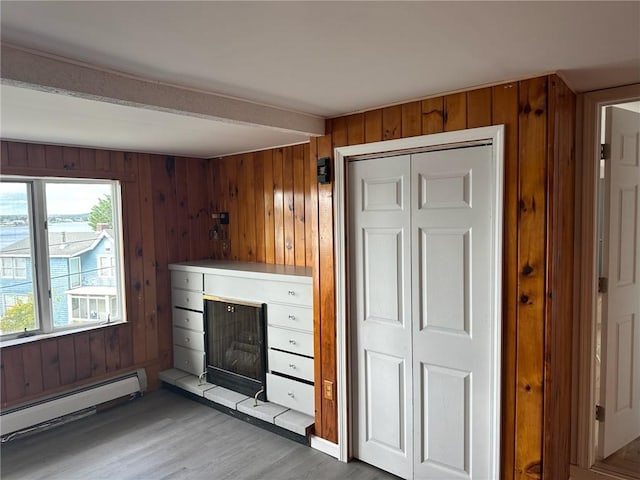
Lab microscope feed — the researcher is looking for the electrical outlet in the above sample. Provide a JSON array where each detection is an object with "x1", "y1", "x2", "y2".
[{"x1": 323, "y1": 380, "x2": 333, "y2": 400}]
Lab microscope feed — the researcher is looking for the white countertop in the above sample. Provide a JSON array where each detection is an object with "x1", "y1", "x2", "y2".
[{"x1": 169, "y1": 260, "x2": 312, "y2": 283}]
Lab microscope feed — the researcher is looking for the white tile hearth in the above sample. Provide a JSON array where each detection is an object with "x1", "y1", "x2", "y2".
[
  {"x1": 159, "y1": 368, "x2": 315, "y2": 439},
  {"x1": 204, "y1": 386, "x2": 249, "y2": 409},
  {"x1": 175, "y1": 375, "x2": 217, "y2": 396},
  {"x1": 237, "y1": 397, "x2": 289, "y2": 423},
  {"x1": 274, "y1": 409, "x2": 314, "y2": 436}
]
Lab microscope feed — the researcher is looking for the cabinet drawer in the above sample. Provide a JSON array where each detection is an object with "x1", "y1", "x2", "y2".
[
  {"x1": 171, "y1": 270, "x2": 203, "y2": 292},
  {"x1": 268, "y1": 303, "x2": 312, "y2": 332},
  {"x1": 172, "y1": 289, "x2": 203, "y2": 312},
  {"x1": 172, "y1": 307, "x2": 204, "y2": 331},
  {"x1": 173, "y1": 326, "x2": 205, "y2": 352},
  {"x1": 268, "y1": 349, "x2": 314, "y2": 383},
  {"x1": 267, "y1": 373, "x2": 314, "y2": 416},
  {"x1": 173, "y1": 345, "x2": 205, "y2": 376},
  {"x1": 267, "y1": 326, "x2": 313, "y2": 357},
  {"x1": 264, "y1": 281, "x2": 312, "y2": 307}
]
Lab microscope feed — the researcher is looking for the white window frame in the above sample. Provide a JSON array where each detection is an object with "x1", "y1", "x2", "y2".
[
  {"x1": 0, "y1": 176, "x2": 127, "y2": 341},
  {"x1": 69, "y1": 257, "x2": 81, "y2": 288},
  {"x1": 0, "y1": 257, "x2": 27, "y2": 279},
  {"x1": 68, "y1": 294, "x2": 115, "y2": 323},
  {"x1": 97, "y1": 255, "x2": 115, "y2": 278}
]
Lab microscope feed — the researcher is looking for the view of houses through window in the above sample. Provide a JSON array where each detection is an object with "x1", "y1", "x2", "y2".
[{"x1": 0, "y1": 179, "x2": 125, "y2": 337}]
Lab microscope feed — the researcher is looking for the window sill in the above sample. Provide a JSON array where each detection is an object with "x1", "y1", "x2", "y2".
[{"x1": 0, "y1": 321, "x2": 126, "y2": 348}]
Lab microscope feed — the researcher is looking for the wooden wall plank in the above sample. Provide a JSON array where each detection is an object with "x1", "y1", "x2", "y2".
[
  {"x1": 347, "y1": 113, "x2": 365, "y2": 145},
  {"x1": 515, "y1": 76, "x2": 548, "y2": 479},
  {"x1": 62, "y1": 146, "x2": 79, "y2": 171},
  {"x1": 138, "y1": 155, "x2": 158, "y2": 362},
  {"x1": 7, "y1": 142, "x2": 27, "y2": 168},
  {"x1": 1, "y1": 141, "x2": 9, "y2": 166},
  {"x1": 105, "y1": 325, "x2": 121, "y2": 372},
  {"x1": 122, "y1": 156, "x2": 146, "y2": 365},
  {"x1": 273, "y1": 148, "x2": 285, "y2": 265},
  {"x1": 382, "y1": 105, "x2": 402, "y2": 140},
  {"x1": 332, "y1": 117, "x2": 348, "y2": 148},
  {"x1": 309, "y1": 136, "x2": 323, "y2": 438},
  {"x1": 78, "y1": 148, "x2": 96, "y2": 172},
  {"x1": 303, "y1": 144, "x2": 314, "y2": 267},
  {"x1": 74, "y1": 332, "x2": 91, "y2": 381},
  {"x1": 283, "y1": 147, "x2": 295, "y2": 266},
  {"x1": 174, "y1": 159, "x2": 191, "y2": 262},
  {"x1": 22, "y1": 343, "x2": 44, "y2": 396},
  {"x1": 89, "y1": 330, "x2": 107, "y2": 376},
  {"x1": 57, "y1": 335, "x2": 77, "y2": 385},
  {"x1": 95, "y1": 149, "x2": 112, "y2": 172},
  {"x1": 1, "y1": 347, "x2": 25, "y2": 403},
  {"x1": 118, "y1": 323, "x2": 134, "y2": 369},
  {"x1": 27, "y1": 144, "x2": 46, "y2": 169},
  {"x1": 493, "y1": 81, "x2": 520, "y2": 480},
  {"x1": 150, "y1": 155, "x2": 173, "y2": 370},
  {"x1": 293, "y1": 144, "x2": 306, "y2": 267},
  {"x1": 444, "y1": 92, "x2": 467, "y2": 131},
  {"x1": 254, "y1": 153, "x2": 267, "y2": 263},
  {"x1": 40, "y1": 339, "x2": 61, "y2": 391},
  {"x1": 317, "y1": 132, "x2": 337, "y2": 443},
  {"x1": 45, "y1": 145, "x2": 64, "y2": 170},
  {"x1": 263, "y1": 150, "x2": 275, "y2": 264},
  {"x1": 543, "y1": 75, "x2": 576, "y2": 480},
  {"x1": 243, "y1": 153, "x2": 257, "y2": 262},
  {"x1": 364, "y1": 109, "x2": 383, "y2": 143},
  {"x1": 421, "y1": 97, "x2": 444, "y2": 134},
  {"x1": 401, "y1": 101, "x2": 422, "y2": 137},
  {"x1": 467, "y1": 87, "x2": 493, "y2": 128}
]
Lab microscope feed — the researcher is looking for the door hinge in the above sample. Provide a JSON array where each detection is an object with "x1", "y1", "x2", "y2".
[
  {"x1": 596, "y1": 404, "x2": 605, "y2": 422},
  {"x1": 598, "y1": 277, "x2": 608, "y2": 294},
  {"x1": 601, "y1": 143, "x2": 610, "y2": 160},
  {"x1": 48, "y1": 289, "x2": 52, "y2": 299}
]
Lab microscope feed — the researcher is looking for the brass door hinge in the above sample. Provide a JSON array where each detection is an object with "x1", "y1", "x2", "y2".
[
  {"x1": 596, "y1": 404, "x2": 605, "y2": 422},
  {"x1": 598, "y1": 277, "x2": 608, "y2": 294}
]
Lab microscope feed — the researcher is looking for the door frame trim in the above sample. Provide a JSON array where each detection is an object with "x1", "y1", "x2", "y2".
[
  {"x1": 333, "y1": 126, "x2": 505, "y2": 475},
  {"x1": 573, "y1": 84, "x2": 640, "y2": 471}
]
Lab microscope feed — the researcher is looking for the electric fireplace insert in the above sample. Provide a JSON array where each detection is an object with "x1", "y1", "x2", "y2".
[{"x1": 204, "y1": 295, "x2": 267, "y2": 401}]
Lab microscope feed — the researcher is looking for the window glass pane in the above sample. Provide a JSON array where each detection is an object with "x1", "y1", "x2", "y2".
[
  {"x1": 46, "y1": 182, "x2": 120, "y2": 328},
  {"x1": 0, "y1": 182, "x2": 38, "y2": 335}
]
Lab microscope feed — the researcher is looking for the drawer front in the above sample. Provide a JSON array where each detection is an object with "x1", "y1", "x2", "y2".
[
  {"x1": 172, "y1": 289, "x2": 204, "y2": 312},
  {"x1": 268, "y1": 349, "x2": 314, "y2": 383},
  {"x1": 173, "y1": 326, "x2": 205, "y2": 352},
  {"x1": 171, "y1": 270, "x2": 203, "y2": 292},
  {"x1": 267, "y1": 373, "x2": 314, "y2": 416},
  {"x1": 204, "y1": 274, "x2": 263, "y2": 303},
  {"x1": 267, "y1": 326, "x2": 313, "y2": 357},
  {"x1": 173, "y1": 345, "x2": 205, "y2": 376},
  {"x1": 264, "y1": 281, "x2": 312, "y2": 307},
  {"x1": 267, "y1": 303, "x2": 312, "y2": 332},
  {"x1": 172, "y1": 307, "x2": 204, "y2": 331}
]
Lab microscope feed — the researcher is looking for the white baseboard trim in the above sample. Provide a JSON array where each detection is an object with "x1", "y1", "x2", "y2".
[{"x1": 310, "y1": 435, "x2": 340, "y2": 460}]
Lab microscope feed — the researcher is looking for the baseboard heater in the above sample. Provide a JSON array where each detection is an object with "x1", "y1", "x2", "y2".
[{"x1": 1, "y1": 369, "x2": 146, "y2": 438}]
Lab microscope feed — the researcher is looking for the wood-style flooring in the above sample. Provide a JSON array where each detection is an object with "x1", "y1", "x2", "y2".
[
  {"x1": 598, "y1": 436, "x2": 640, "y2": 479},
  {"x1": 1, "y1": 389, "x2": 396, "y2": 480}
]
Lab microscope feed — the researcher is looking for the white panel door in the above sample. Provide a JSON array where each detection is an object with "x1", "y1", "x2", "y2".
[
  {"x1": 412, "y1": 146, "x2": 494, "y2": 479},
  {"x1": 350, "y1": 155, "x2": 413, "y2": 479},
  {"x1": 599, "y1": 106, "x2": 640, "y2": 458}
]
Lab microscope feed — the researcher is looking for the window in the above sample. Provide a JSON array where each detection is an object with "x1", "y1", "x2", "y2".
[
  {"x1": 69, "y1": 257, "x2": 81, "y2": 288},
  {"x1": 1, "y1": 257, "x2": 27, "y2": 279},
  {"x1": 98, "y1": 255, "x2": 115, "y2": 278},
  {"x1": 0, "y1": 178, "x2": 126, "y2": 338}
]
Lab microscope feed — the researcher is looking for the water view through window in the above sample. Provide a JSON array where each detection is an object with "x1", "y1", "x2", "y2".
[{"x1": 0, "y1": 180, "x2": 124, "y2": 336}]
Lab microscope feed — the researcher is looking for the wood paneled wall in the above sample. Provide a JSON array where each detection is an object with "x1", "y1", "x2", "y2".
[
  {"x1": 0, "y1": 142, "x2": 213, "y2": 408},
  {"x1": 209, "y1": 75, "x2": 576, "y2": 479}
]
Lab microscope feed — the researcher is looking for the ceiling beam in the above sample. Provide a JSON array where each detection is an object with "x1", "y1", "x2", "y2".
[{"x1": 0, "y1": 44, "x2": 325, "y2": 137}]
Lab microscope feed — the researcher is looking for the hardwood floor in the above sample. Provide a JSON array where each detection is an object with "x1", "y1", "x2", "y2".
[
  {"x1": 1, "y1": 389, "x2": 396, "y2": 480},
  {"x1": 598, "y1": 436, "x2": 640, "y2": 479}
]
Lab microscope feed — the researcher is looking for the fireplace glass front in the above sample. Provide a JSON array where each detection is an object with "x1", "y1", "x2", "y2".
[{"x1": 204, "y1": 296, "x2": 267, "y2": 400}]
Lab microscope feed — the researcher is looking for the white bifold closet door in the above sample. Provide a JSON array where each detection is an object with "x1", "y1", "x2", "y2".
[{"x1": 350, "y1": 144, "x2": 496, "y2": 480}]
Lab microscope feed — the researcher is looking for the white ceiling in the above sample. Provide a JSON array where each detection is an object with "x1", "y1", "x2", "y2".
[{"x1": 1, "y1": 1, "x2": 639, "y2": 158}]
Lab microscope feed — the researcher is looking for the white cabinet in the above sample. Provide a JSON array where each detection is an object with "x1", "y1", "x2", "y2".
[
  {"x1": 170, "y1": 260, "x2": 314, "y2": 417},
  {"x1": 170, "y1": 270, "x2": 205, "y2": 377}
]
